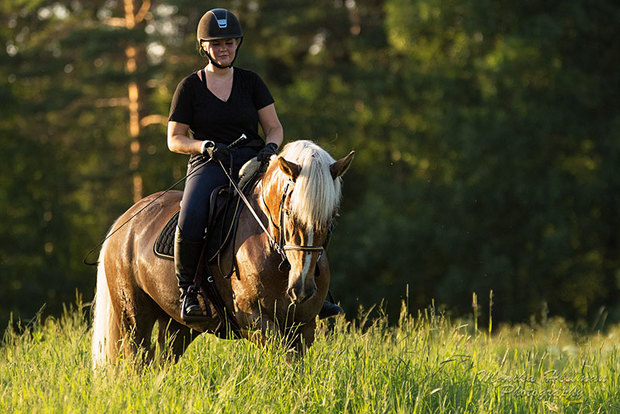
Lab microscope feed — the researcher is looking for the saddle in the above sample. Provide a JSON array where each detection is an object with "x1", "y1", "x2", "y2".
[{"x1": 153, "y1": 158, "x2": 262, "y2": 275}]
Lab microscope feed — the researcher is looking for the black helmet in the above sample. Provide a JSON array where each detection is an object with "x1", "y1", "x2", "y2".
[
  {"x1": 197, "y1": 8, "x2": 243, "y2": 68},
  {"x1": 197, "y1": 8, "x2": 243, "y2": 42}
]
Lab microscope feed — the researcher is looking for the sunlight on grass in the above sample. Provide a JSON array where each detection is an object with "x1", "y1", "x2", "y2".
[{"x1": 1, "y1": 301, "x2": 618, "y2": 413}]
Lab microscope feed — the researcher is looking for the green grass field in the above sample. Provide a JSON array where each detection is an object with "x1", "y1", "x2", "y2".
[{"x1": 1, "y1": 302, "x2": 618, "y2": 413}]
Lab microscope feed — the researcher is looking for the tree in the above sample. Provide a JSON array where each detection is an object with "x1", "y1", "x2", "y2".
[{"x1": 2, "y1": 0, "x2": 619, "y2": 328}]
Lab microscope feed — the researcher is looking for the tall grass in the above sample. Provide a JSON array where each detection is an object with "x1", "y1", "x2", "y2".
[{"x1": 1, "y1": 301, "x2": 618, "y2": 413}]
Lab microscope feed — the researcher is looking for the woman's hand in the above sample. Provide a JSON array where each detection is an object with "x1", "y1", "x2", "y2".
[
  {"x1": 202, "y1": 141, "x2": 231, "y2": 161},
  {"x1": 256, "y1": 142, "x2": 278, "y2": 163}
]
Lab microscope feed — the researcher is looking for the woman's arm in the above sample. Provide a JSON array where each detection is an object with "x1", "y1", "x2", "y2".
[
  {"x1": 258, "y1": 103, "x2": 283, "y2": 148},
  {"x1": 167, "y1": 121, "x2": 203, "y2": 155}
]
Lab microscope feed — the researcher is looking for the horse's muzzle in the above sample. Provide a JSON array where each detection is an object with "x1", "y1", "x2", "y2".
[{"x1": 287, "y1": 285, "x2": 315, "y2": 304}]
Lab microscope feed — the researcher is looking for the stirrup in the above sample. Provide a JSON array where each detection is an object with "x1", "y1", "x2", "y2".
[{"x1": 180, "y1": 286, "x2": 209, "y2": 322}]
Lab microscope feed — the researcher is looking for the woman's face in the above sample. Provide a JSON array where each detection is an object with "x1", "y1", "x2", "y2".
[{"x1": 203, "y1": 38, "x2": 238, "y2": 67}]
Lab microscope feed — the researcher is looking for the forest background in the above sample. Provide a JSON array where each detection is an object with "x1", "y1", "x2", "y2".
[{"x1": 2, "y1": 0, "x2": 619, "y2": 330}]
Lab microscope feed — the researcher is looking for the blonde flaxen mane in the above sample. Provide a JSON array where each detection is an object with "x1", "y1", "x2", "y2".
[{"x1": 277, "y1": 140, "x2": 342, "y2": 230}]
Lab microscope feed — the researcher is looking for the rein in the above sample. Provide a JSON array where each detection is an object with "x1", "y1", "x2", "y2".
[
  {"x1": 216, "y1": 160, "x2": 287, "y2": 262},
  {"x1": 217, "y1": 158, "x2": 327, "y2": 271}
]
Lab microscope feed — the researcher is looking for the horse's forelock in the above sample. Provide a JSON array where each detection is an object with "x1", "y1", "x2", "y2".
[{"x1": 277, "y1": 141, "x2": 342, "y2": 230}]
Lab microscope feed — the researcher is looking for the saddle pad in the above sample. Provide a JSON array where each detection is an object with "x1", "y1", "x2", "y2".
[
  {"x1": 152, "y1": 188, "x2": 242, "y2": 262},
  {"x1": 153, "y1": 211, "x2": 179, "y2": 260}
]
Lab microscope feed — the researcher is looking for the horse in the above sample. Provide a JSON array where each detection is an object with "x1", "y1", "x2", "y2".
[{"x1": 91, "y1": 140, "x2": 354, "y2": 368}]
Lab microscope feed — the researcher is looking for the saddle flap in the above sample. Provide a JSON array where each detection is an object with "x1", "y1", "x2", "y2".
[
  {"x1": 154, "y1": 170, "x2": 262, "y2": 274},
  {"x1": 208, "y1": 185, "x2": 232, "y2": 231},
  {"x1": 153, "y1": 186, "x2": 241, "y2": 265}
]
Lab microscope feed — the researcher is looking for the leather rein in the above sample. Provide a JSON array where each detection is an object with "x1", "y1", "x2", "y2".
[{"x1": 217, "y1": 159, "x2": 327, "y2": 270}]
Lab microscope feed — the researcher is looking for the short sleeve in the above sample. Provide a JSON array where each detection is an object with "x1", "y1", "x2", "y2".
[
  {"x1": 251, "y1": 72, "x2": 275, "y2": 110},
  {"x1": 168, "y1": 76, "x2": 194, "y2": 124}
]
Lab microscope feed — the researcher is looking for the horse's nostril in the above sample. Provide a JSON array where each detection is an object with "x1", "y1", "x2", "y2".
[
  {"x1": 287, "y1": 281, "x2": 317, "y2": 304},
  {"x1": 301, "y1": 287, "x2": 316, "y2": 304},
  {"x1": 288, "y1": 287, "x2": 310, "y2": 304}
]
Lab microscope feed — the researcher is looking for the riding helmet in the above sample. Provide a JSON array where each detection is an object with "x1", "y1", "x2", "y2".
[
  {"x1": 196, "y1": 8, "x2": 243, "y2": 68},
  {"x1": 197, "y1": 8, "x2": 243, "y2": 42}
]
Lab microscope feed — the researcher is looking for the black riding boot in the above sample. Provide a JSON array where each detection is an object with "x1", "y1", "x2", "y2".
[
  {"x1": 318, "y1": 293, "x2": 344, "y2": 319},
  {"x1": 174, "y1": 227, "x2": 205, "y2": 318}
]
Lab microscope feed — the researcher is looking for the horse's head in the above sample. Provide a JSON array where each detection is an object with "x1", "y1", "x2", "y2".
[{"x1": 261, "y1": 140, "x2": 354, "y2": 305}]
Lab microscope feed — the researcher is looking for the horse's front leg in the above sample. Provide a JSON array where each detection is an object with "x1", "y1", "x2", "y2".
[
  {"x1": 242, "y1": 312, "x2": 281, "y2": 347},
  {"x1": 290, "y1": 318, "x2": 316, "y2": 355}
]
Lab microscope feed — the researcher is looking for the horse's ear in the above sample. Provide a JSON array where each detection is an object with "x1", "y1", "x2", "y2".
[
  {"x1": 278, "y1": 156, "x2": 301, "y2": 181},
  {"x1": 330, "y1": 150, "x2": 355, "y2": 179}
]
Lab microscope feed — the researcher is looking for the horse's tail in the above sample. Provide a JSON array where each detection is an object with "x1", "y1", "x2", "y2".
[{"x1": 91, "y1": 238, "x2": 120, "y2": 369}]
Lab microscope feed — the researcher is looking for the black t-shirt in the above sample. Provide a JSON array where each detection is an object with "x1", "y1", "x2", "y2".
[{"x1": 168, "y1": 67, "x2": 274, "y2": 162}]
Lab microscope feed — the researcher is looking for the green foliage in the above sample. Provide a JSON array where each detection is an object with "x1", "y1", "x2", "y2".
[
  {"x1": 1, "y1": 1, "x2": 619, "y2": 326},
  {"x1": 1, "y1": 304, "x2": 618, "y2": 412}
]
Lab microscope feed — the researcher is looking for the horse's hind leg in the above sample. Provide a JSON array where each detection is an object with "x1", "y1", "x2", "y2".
[
  {"x1": 156, "y1": 317, "x2": 199, "y2": 362},
  {"x1": 114, "y1": 291, "x2": 162, "y2": 365}
]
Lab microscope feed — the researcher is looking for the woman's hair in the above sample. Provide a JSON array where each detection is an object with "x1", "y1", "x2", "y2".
[{"x1": 196, "y1": 40, "x2": 207, "y2": 58}]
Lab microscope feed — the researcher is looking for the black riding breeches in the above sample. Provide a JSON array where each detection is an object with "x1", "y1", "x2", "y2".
[{"x1": 177, "y1": 147, "x2": 258, "y2": 241}]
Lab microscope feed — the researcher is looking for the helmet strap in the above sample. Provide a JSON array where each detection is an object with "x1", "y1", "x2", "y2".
[
  {"x1": 206, "y1": 51, "x2": 231, "y2": 69},
  {"x1": 203, "y1": 39, "x2": 243, "y2": 69}
]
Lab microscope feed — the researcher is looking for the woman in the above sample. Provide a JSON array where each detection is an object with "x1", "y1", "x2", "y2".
[
  {"x1": 168, "y1": 8, "x2": 280, "y2": 317},
  {"x1": 168, "y1": 8, "x2": 342, "y2": 320}
]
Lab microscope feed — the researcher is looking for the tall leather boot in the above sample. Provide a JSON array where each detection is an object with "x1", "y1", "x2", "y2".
[
  {"x1": 174, "y1": 227, "x2": 205, "y2": 318},
  {"x1": 318, "y1": 292, "x2": 344, "y2": 319}
]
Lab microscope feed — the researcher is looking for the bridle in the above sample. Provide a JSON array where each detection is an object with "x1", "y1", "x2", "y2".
[
  {"x1": 262, "y1": 179, "x2": 327, "y2": 254},
  {"x1": 216, "y1": 160, "x2": 329, "y2": 271},
  {"x1": 260, "y1": 179, "x2": 331, "y2": 272}
]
